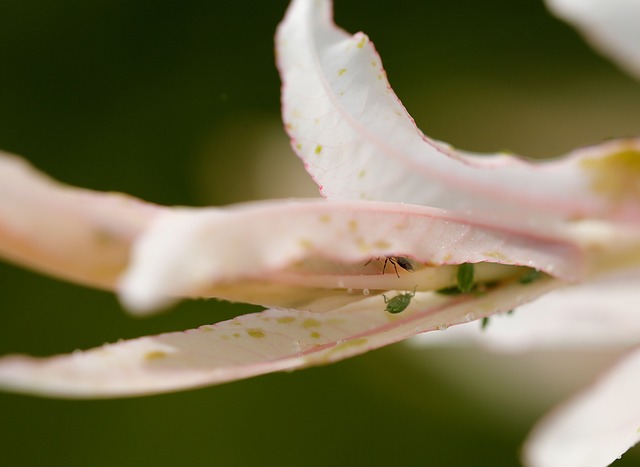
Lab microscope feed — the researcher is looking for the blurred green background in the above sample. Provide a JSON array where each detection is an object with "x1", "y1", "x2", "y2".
[{"x1": 1, "y1": 0, "x2": 639, "y2": 466}]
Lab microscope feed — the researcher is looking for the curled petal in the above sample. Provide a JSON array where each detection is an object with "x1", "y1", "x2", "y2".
[
  {"x1": 545, "y1": 0, "x2": 640, "y2": 79},
  {"x1": 524, "y1": 347, "x2": 640, "y2": 467},
  {"x1": 277, "y1": 0, "x2": 640, "y2": 222},
  {"x1": 119, "y1": 199, "x2": 584, "y2": 313},
  {"x1": 0, "y1": 152, "x2": 162, "y2": 289},
  {"x1": 0, "y1": 153, "x2": 586, "y2": 317},
  {"x1": 0, "y1": 275, "x2": 562, "y2": 398}
]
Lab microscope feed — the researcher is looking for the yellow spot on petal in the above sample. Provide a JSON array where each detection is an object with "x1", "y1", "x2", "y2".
[
  {"x1": 144, "y1": 351, "x2": 168, "y2": 361},
  {"x1": 312, "y1": 338, "x2": 369, "y2": 364},
  {"x1": 319, "y1": 214, "x2": 332, "y2": 223},
  {"x1": 299, "y1": 238, "x2": 313, "y2": 249},
  {"x1": 303, "y1": 318, "x2": 321, "y2": 328},
  {"x1": 310, "y1": 332, "x2": 321, "y2": 339},
  {"x1": 247, "y1": 329, "x2": 265, "y2": 338},
  {"x1": 338, "y1": 68, "x2": 347, "y2": 76},
  {"x1": 232, "y1": 333, "x2": 241, "y2": 338},
  {"x1": 374, "y1": 240, "x2": 391, "y2": 249},
  {"x1": 358, "y1": 169, "x2": 366, "y2": 179},
  {"x1": 356, "y1": 36, "x2": 368, "y2": 49},
  {"x1": 314, "y1": 144, "x2": 323, "y2": 154},
  {"x1": 484, "y1": 251, "x2": 508, "y2": 261},
  {"x1": 582, "y1": 149, "x2": 640, "y2": 201},
  {"x1": 348, "y1": 220, "x2": 358, "y2": 232},
  {"x1": 356, "y1": 237, "x2": 369, "y2": 252},
  {"x1": 371, "y1": 61, "x2": 377, "y2": 67},
  {"x1": 326, "y1": 318, "x2": 346, "y2": 326},
  {"x1": 93, "y1": 229, "x2": 118, "y2": 246},
  {"x1": 277, "y1": 316, "x2": 296, "y2": 324},
  {"x1": 296, "y1": 143, "x2": 302, "y2": 150},
  {"x1": 329, "y1": 338, "x2": 368, "y2": 356}
]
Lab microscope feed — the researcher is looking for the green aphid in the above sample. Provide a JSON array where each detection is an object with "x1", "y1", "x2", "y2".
[
  {"x1": 518, "y1": 268, "x2": 543, "y2": 284},
  {"x1": 457, "y1": 263, "x2": 475, "y2": 293},
  {"x1": 480, "y1": 316, "x2": 490, "y2": 330},
  {"x1": 435, "y1": 263, "x2": 476, "y2": 295},
  {"x1": 383, "y1": 288, "x2": 416, "y2": 314},
  {"x1": 435, "y1": 285, "x2": 462, "y2": 296}
]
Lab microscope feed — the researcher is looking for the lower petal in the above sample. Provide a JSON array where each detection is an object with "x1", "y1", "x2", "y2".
[{"x1": 0, "y1": 276, "x2": 560, "y2": 398}]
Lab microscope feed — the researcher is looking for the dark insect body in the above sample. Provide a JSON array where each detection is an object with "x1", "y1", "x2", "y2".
[{"x1": 365, "y1": 256, "x2": 414, "y2": 278}]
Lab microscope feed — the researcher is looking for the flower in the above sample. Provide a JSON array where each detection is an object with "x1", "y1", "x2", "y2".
[
  {"x1": 0, "y1": 0, "x2": 639, "y2": 465},
  {"x1": 0, "y1": 154, "x2": 587, "y2": 396}
]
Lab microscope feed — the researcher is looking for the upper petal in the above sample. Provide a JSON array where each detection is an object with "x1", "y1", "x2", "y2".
[
  {"x1": 0, "y1": 153, "x2": 588, "y2": 317},
  {"x1": 118, "y1": 199, "x2": 585, "y2": 313},
  {"x1": 277, "y1": 0, "x2": 640, "y2": 222}
]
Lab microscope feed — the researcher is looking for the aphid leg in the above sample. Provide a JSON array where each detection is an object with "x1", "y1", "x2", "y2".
[{"x1": 371, "y1": 256, "x2": 413, "y2": 278}]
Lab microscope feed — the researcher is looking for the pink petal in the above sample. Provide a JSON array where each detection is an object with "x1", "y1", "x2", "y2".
[
  {"x1": 277, "y1": 0, "x2": 640, "y2": 222},
  {"x1": 0, "y1": 152, "x2": 162, "y2": 289},
  {"x1": 0, "y1": 275, "x2": 561, "y2": 398},
  {"x1": 545, "y1": 0, "x2": 640, "y2": 79},
  {"x1": 0, "y1": 153, "x2": 585, "y2": 318},
  {"x1": 524, "y1": 347, "x2": 640, "y2": 467},
  {"x1": 119, "y1": 199, "x2": 584, "y2": 312}
]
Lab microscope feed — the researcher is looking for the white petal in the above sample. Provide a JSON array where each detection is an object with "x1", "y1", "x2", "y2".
[
  {"x1": 277, "y1": 0, "x2": 640, "y2": 222},
  {"x1": 119, "y1": 199, "x2": 584, "y2": 312},
  {"x1": 412, "y1": 268, "x2": 640, "y2": 351},
  {"x1": 524, "y1": 347, "x2": 640, "y2": 467},
  {"x1": 545, "y1": 0, "x2": 640, "y2": 79},
  {"x1": 0, "y1": 275, "x2": 561, "y2": 398}
]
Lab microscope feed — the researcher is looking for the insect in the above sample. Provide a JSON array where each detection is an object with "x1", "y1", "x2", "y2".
[
  {"x1": 456, "y1": 263, "x2": 475, "y2": 293},
  {"x1": 365, "y1": 256, "x2": 414, "y2": 277},
  {"x1": 383, "y1": 287, "x2": 416, "y2": 314},
  {"x1": 436, "y1": 262, "x2": 476, "y2": 295},
  {"x1": 518, "y1": 268, "x2": 543, "y2": 284}
]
